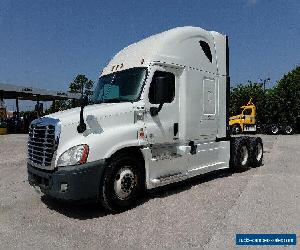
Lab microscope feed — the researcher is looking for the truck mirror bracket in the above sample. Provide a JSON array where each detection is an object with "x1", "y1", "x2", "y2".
[
  {"x1": 77, "y1": 95, "x2": 88, "y2": 133},
  {"x1": 150, "y1": 103, "x2": 164, "y2": 116}
]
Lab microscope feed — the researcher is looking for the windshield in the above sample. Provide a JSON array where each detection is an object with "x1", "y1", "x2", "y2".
[{"x1": 91, "y1": 67, "x2": 147, "y2": 104}]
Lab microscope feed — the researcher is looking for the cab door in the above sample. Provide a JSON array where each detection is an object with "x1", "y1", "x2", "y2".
[
  {"x1": 144, "y1": 66, "x2": 179, "y2": 144},
  {"x1": 242, "y1": 107, "x2": 256, "y2": 131},
  {"x1": 143, "y1": 66, "x2": 187, "y2": 181},
  {"x1": 243, "y1": 108, "x2": 255, "y2": 124}
]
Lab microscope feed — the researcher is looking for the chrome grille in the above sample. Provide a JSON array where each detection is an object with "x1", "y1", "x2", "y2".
[{"x1": 28, "y1": 117, "x2": 60, "y2": 169}]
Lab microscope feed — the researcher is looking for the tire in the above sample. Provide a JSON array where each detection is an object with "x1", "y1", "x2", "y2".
[
  {"x1": 269, "y1": 124, "x2": 279, "y2": 135},
  {"x1": 99, "y1": 152, "x2": 144, "y2": 212},
  {"x1": 230, "y1": 137, "x2": 251, "y2": 172},
  {"x1": 283, "y1": 125, "x2": 293, "y2": 135},
  {"x1": 231, "y1": 124, "x2": 242, "y2": 135},
  {"x1": 249, "y1": 137, "x2": 263, "y2": 167}
]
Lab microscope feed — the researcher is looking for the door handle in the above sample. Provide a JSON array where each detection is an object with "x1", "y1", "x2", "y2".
[{"x1": 173, "y1": 123, "x2": 178, "y2": 137}]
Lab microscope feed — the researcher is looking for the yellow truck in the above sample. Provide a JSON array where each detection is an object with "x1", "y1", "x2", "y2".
[
  {"x1": 229, "y1": 99, "x2": 298, "y2": 135},
  {"x1": 229, "y1": 99, "x2": 256, "y2": 134}
]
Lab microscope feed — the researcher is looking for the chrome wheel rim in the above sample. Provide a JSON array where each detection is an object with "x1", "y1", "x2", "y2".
[
  {"x1": 256, "y1": 143, "x2": 263, "y2": 161},
  {"x1": 241, "y1": 146, "x2": 249, "y2": 166},
  {"x1": 114, "y1": 167, "x2": 136, "y2": 200}
]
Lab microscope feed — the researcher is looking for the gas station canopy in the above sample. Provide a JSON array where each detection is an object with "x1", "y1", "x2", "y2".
[{"x1": 0, "y1": 82, "x2": 81, "y2": 101}]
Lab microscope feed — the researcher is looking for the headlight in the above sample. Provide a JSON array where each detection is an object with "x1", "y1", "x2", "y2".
[{"x1": 57, "y1": 144, "x2": 89, "y2": 167}]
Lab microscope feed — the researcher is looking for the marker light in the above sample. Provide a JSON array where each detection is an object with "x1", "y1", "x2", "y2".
[{"x1": 138, "y1": 128, "x2": 145, "y2": 140}]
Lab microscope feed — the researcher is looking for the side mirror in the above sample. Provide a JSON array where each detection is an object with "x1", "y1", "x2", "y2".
[
  {"x1": 150, "y1": 76, "x2": 173, "y2": 116},
  {"x1": 152, "y1": 76, "x2": 172, "y2": 104}
]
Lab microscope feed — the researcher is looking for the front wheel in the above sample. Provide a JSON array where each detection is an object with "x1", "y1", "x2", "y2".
[
  {"x1": 231, "y1": 124, "x2": 242, "y2": 135},
  {"x1": 99, "y1": 152, "x2": 144, "y2": 212}
]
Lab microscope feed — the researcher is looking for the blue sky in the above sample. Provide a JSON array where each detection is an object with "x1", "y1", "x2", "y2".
[{"x1": 0, "y1": 0, "x2": 299, "y2": 110}]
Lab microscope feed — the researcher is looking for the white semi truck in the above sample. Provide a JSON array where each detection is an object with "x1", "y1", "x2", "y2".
[{"x1": 27, "y1": 27, "x2": 263, "y2": 212}]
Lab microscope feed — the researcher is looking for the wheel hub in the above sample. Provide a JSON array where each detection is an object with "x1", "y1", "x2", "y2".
[
  {"x1": 285, "y1": 126, "x2": 292, "y2": 134},
  {"x1": 114, "y1": 167, "x2": 136, "y2": 200},
  {"x1": 121, "y1": 174, "x2": 133, "y2": 191}
]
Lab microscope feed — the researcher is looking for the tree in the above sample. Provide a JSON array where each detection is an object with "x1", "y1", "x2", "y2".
[
  {"x1": 269, "y1": 66, "x2": 300, "y2": 124},
  {"x1": 45, "y1": 74, "x2": 95, "y2": 114},
  {"x1": 69, "y1": 74, "x2": 94, "y2": 97},
  {"x1": 230, "y1": 66, "x2": 300, "y2": 125},
  {"x1": 229, "y1": 81, "x2": 265, "y2": 122},
  {"x1": 45, "y1": 100, "x2": 71, "y2": 114}
]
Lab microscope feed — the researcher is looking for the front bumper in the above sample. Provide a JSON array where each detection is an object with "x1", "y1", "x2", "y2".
[{"x1": 27, "y1": 160, "x2": 106, "y2": 201}]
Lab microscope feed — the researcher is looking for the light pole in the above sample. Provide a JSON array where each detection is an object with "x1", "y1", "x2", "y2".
[{"x1": 260, "y1": 78, "x2": 270, "y2": 92}]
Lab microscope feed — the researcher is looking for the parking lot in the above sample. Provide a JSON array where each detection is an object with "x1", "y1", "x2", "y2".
[{"x1": 0, "y1": 134, "x2": 299, "y2": 249}]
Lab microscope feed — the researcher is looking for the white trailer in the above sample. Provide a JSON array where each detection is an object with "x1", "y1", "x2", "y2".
[{"x1": 27, "y1": 27, "x2": 263, "y2": 212}]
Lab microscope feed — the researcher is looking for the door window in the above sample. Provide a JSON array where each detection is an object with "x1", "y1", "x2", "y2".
[
  {"x1": 243, "y1": 108, "x2": 252, "y2": 115},
  {"x1": 149, "y1": 71, "x2": 175, "y2": 104}
]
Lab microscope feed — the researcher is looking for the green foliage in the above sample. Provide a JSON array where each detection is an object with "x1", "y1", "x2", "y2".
[
  {"x1": 69, "y1": 74, "x2": 94, "y2": 97},
  {"x1": 45, "y1": 100, "x2": 72, "y2": 114},
  {"x1": 20, "y1": 110, "x2": 37, "y2": 118},
  {"x1": 230, "y1": 66, "x2": 300, "y2": 124},
  {"x1": 271, "y1": 66, "x2": 300, "y2": 124},
  {"x1": 229, "y1": 81, "x2": 265, "y2": 119},
  {"x1": 20, "y1": 110, "x2": 38, "y2": 124},
  {"x1": 0, "y1": 119, "x2": 7, "y2": 128},
  {"x1": 45, "y1": 74, "x2": 94, "y2": 114}
]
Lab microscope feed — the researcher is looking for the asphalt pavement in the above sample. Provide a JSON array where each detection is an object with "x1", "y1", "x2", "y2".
[{"x1": 0, "y1": 134, "x2": 299, "y2": 249}]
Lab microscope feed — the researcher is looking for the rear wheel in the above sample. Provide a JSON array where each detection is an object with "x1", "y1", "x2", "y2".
[
  {"x1": 249, "y1": 137, "x2": 263, "y2": 167},
  {"x1": 283, "y1": 125, "x2": 293, "y2": 135},
  {"x1": 230, "y1": 137, "x2": 251, "y2": 172},
  {"x1": 99, "y1": 152, "x2": 144, "y2": 212},
  {"x1": 270, "y1": 124, "x2": 279, "y2": 135}
]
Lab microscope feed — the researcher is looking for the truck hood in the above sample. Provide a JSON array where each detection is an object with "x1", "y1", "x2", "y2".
[
  {"x1": 46, "y1": 102, "x2": 134, "y2": 126},
  {"x1": 229, "y1": 115, "x2": 241, "y2": 120}
]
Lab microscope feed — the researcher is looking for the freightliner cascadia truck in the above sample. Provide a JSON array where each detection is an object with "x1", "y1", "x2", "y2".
[{"x1": 27, "y1": 27, "x2": 263, "y2": 212}]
